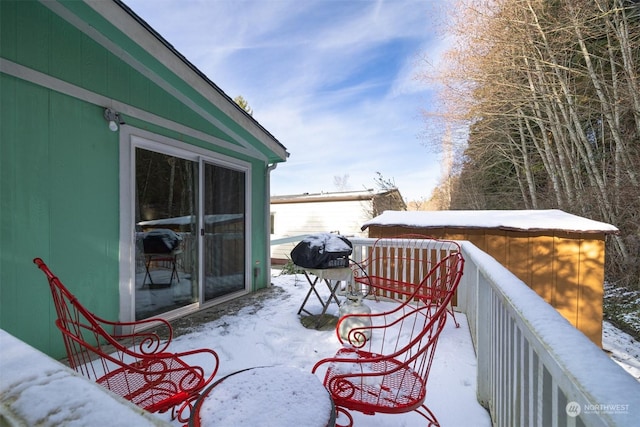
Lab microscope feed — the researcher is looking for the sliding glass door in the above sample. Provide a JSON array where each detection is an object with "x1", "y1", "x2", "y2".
[
  {"x1": 203, "y1": 162, "x2": 246, "y2": 302},
  {"x1": 133, "y1": 144, "x2": 248, "y2": 320},
  {"x1": 134, "y1": 148, "x2": 198, "y2": 319}
]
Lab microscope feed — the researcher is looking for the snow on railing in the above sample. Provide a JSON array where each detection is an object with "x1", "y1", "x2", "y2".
[
  {"x1": 459, "y1": 242, "x2": 640, "y2": 427},
  {"x1": 271, "y1": 235, "x2": 640, "y2": 426}
]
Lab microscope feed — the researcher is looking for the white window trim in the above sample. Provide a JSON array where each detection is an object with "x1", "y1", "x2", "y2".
[{"x1": 119, "y1": 126, "x2": 252, "y2": 323}]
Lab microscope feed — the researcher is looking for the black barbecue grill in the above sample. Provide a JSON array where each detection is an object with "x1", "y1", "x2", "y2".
[
  {"x1": 290, "y1": 233, "x2": 352, "y2": 269},
  {"x1": 142, "y1": 229, "x2": 182, "y2": 287}
]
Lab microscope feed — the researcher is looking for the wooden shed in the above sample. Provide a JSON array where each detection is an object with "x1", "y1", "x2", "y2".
[{"x1": 361, "y1": 210, "x2": 619, "y2": 347}]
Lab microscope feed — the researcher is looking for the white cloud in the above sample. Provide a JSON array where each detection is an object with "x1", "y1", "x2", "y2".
[{"x1": 124, "y1": 0, "x2": 454, "y2": 201}]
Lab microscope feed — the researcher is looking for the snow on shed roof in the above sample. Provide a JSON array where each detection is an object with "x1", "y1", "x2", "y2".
[{"x1": 361, "y1": 209, "x2": 619, "y2": 234}]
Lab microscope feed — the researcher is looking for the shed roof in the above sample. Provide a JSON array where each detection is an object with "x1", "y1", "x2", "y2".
[{"x1": 361, "y1": 210, "x2": 619, "y2": 234}]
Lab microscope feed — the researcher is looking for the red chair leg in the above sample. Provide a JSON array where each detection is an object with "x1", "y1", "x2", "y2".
[
  {"x1": 449, "y1": 307, "x2": 460, "y2": 328},
  {"x1": 415, "y1": 404, "x2": 440, "y2": 427},
  {"x1": 174, "y1": 394, "x2": 199, "y2": 424},
  {"x1": 334, "y1": 406, "x2": 354, "y2": 427}
]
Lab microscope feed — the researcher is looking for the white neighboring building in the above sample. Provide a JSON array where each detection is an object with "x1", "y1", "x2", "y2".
[{"x1": 270, "y1": 189, "x2": 405, "y2": 264}]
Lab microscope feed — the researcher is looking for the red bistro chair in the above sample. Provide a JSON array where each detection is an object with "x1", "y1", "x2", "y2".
[
  {"x1": 312, "y1": 252, "x2": 464, "y2": 427},
  {"x1": 34, "y1": 258, "x2": 219, "y2": 423},
  {"x1": 353, "y1": 235, "x2": 462, "y2": 327}
]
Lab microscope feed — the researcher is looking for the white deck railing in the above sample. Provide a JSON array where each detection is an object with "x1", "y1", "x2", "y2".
[{"x1": 272, "y1": 235, "x2": 640, "y2": 426}]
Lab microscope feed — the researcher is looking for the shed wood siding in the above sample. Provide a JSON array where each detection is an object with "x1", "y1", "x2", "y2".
[{"x1": 366, "y1": 226, "x2": 605, "y2": 347}]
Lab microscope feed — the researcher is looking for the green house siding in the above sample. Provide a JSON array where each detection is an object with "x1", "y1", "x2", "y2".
[
  {"x1": 1, "y1": 1, "x2": 286, "y2": 359},
  {"x1": 2, "y1": 1, "x2": 242, "y2": 150},
  {"x1": 1, "y1": 1, "x2": 273, "y2": 160},
  {"x1": 1, "y1": 75, "x2": 120, "y2": 356}
]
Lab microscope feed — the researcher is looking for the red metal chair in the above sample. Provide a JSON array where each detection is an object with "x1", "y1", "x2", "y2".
[
  {"x1": 312, "y1": 251, "x2": 464, "y2": 427},
  {"x1": 33, "y1": 258, "x2": 219, "y2": 422},
  {"x1": 353, "y1": 235, "x2": 461, "y2": 327}
]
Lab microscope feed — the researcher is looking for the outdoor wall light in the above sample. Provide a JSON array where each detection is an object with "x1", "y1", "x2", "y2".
[{"x1": 103, "y1": 108, "x2": 123, "y2": 132}]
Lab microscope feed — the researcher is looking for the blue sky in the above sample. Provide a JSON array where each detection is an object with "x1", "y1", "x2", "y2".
[{"x1": 124, "y1": 0, "x2": 453, "y2": 201}]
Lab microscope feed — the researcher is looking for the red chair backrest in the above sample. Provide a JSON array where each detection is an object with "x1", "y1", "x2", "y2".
[
  {"x1": 346, "y1": 252, "x2": 464, "y2": 384},
  {"x1": 33, "y1": 258, "x2": 170, "y2": 378},
  {"x1": 34, "y1": 258, "x2": 219, "y2": 419},
  {"x1": 359, "y1": 236, "x2": 461, "y2": 300}
]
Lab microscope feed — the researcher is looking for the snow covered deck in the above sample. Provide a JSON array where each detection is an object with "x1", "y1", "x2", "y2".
[
  {"x1": 2, "y1": 236, "x2": 639, "y2": 426},
  {"x1": 0, "y1": 274, "x2": 487, "y2": 427}
]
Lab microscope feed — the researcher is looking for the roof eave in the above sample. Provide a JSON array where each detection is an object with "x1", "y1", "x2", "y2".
[{"x1": 84, "y1": 0, "x2": 288, "y2": 162}]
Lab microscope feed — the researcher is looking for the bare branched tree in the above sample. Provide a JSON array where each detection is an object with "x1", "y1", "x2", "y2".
[
  {"x1": 333, "y1": 174, "x2": 351, "y2": 191},
  {"x1": 421, "y1": 0, "x2": 640, "y2": 288}
]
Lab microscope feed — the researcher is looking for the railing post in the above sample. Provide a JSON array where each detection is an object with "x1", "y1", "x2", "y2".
[{"x1": 476, "y1": 269, "x2": 492, "y2": 411}]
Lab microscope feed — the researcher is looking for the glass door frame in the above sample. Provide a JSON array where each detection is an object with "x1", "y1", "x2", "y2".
[
  {"x1": 119, "y1": 128, "x2": 252, "y2": 323},
  {"x1": 197, "y1": 157, "x2": 251, "y2": 307}
]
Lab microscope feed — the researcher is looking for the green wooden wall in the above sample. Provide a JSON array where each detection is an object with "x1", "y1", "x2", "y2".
[
  {"x1": 1, "y1": 74, "x2": 121, "y2": 356},
  {"x1": 1, "y1": 1, "x2": 279, "y2": 358}
]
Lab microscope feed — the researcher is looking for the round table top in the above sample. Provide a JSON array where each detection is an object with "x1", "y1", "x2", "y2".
[{"x1": 191, "y1": 365, "x2": 335, "y2": 427}]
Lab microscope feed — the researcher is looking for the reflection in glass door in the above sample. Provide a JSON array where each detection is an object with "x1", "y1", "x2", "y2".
[
  {"x1": 134, "y1": 148, "x2": 198, "y2": 320},
  {"x1": 203, "y1": 162, "x2": 246, "y2": 302}
]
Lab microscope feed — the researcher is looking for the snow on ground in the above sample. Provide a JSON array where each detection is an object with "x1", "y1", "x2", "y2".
[
  {"x1": 603, "y1": 321, "x2": 640, "y2": 381},
  {"x1": 152, "y1": 271, "x2": 492, "y2": 427}
]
